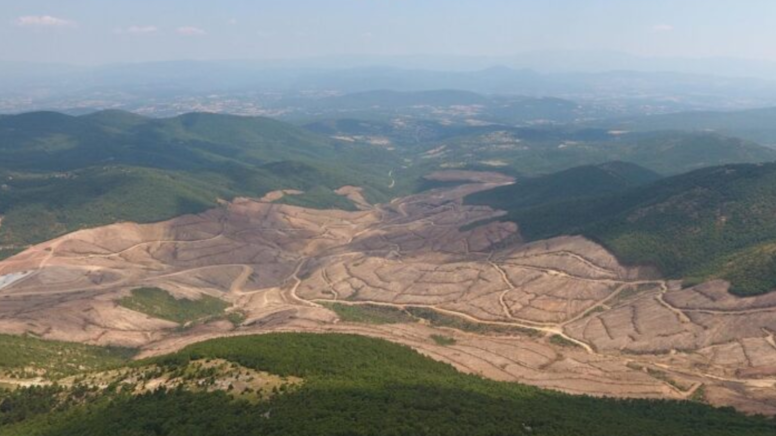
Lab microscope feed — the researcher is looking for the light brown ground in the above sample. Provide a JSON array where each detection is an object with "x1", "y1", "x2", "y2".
[{"x1": 0, "y1": 171, "x2": 775, "y2": 414}]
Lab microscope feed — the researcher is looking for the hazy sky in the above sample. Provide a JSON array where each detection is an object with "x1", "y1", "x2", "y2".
[{"x1": 2, "y1": 0, "x2": 776, "y2": 65}]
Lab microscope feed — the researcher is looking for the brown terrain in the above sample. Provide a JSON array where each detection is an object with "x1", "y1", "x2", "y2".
[{"x1": 0, "y1": 170, "x2": 775, "y2": 414}]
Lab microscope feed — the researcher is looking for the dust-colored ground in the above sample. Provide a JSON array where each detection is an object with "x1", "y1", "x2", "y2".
[{"x1": 0, "y1": 171, "x2": 775, "y2": 414}]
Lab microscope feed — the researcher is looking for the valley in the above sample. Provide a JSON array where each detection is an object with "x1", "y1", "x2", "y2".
[{"x1": 1, "y1": 170, "x2": 775, "y2": 415}]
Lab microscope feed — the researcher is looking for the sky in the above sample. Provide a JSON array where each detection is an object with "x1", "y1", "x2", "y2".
[{"x1": 2, "y1": 0, "x2": 776, "y2": 65}]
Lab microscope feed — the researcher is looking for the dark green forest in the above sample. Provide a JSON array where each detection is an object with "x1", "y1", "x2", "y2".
[
  {"x1": 0, "y1": 111, "x2": 403, "y2": 247},
  {"x1": 1, "y1": 333, "x2": 773, "y2": 436}
]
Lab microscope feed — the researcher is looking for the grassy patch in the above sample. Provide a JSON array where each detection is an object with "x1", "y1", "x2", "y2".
[
  {"x1": 690, "y1": 385, "x2": 707, "y2": 403},
  {"x1": 628, "y1": 363, "x2": 692, "y2": 392},
  {"x1": 549, "y1": 334, "x2": 582, "y2": 348},
  {"x1": 581, "y1": 306, "x2": 607, "y2": 318},
  {"x1": 224, "y1": 311, "x2": 247, "y2": 327},
  {"x1": 323, "y1": 303, "x2": 415, "y2": 325},
  {"x1": 119, "y1": 287, "x2": 230, "y2": 324},
  {"x1": 610, "y1": 283, "x2": 660, "y2": 306},
  {"x1": 405, "y1": 306, "x2": 540, "y2": 337},
  {"x1": 274, "y1": 186, "x2": 358, "y2": 211},
  {"x1": 0, "y1": 334, "x2": 135, "y2": 379},
  {"x1": 430, "y1": 334, "x2": 457, "y2": 346},
  {"x1": 644, "y1": 367, "x2": 692, "y2": 392}
]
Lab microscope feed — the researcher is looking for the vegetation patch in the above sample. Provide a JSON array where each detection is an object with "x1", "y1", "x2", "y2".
[
  {"x1": 549, "y1": 334, "x2": 582, "y2": 348},
  {"x1": 0, "y1": 334, "x2": 135, "y2": 379},
  {"x1": 275, "y1": 186, "x2": 357, "y2": 211},
  {"x1": 322, "y1": 303, "x2": 415, "y2": 324},
  {"x1": 0, "y1": 333, "x2": 773, "y2": 436},
  {"x1": 118, "y1": 287, "x2": 230, "y2": 324},
  {"x1": 690, "y1": 385, "x2": 707, "y2": 403},
  {"x1": 430, "y1": 334, "x2": 457, "y2": 346},
  {"x1": 224, "y1": 311, "x2": 247, "y2": 327},
  {"x1": 613, "y1": 283, "x2": 659, "y2": 304},
  {"x1": 627, "y1": 363, "x2": 693, "y2": 392},
  {"x1": 406, "y1": 306, "x2": 540, "y2": 337},
  {"x1": 644, "y1": 368, "x2": 693, "y2": 392}
]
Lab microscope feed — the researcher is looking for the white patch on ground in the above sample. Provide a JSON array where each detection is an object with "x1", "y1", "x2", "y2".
[{"x1": 0, "y1": 271, "x2": 33, "y2": 291}]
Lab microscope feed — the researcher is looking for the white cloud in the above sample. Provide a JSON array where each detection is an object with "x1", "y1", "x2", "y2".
[
  {"x1": 177, "y1": 26, "x2": 206, "y2": 36},
  {"x1": 115, "y1": 25, "x2": 158, "y2": 35},
  {"x1": 652, "y1": 24, "x2": 674, "y2": 32},
  {"x1": 16, "y1": 15, "x2": 76, "y2": 28}
]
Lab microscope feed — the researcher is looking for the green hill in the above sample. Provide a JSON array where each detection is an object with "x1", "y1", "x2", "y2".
[
  {"x1": 466, "y1": 161, "x2": 661, "y2": 212},
  {"x1": 608, "y1": 131, "x2": 776, "y2": 175},
  {"x1": 1, "y1": 333, "x2": 772, "y2": 436},
  {"x1": 0, "y1": 111, "x2": 401, "y2": 247},
  {"x1": 470, "y1": 162, "x2": 776, "y2": 296}
]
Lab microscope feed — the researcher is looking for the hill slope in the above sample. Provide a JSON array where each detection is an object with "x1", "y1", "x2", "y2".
[
  {"x1": 466, "y1": 161, "x2": 661, "y2": 212},
  {"x1": 0, "y1": 111, "x2": 401, "y2": 247},
  {"x1": 1, "y1": 333, "x2": 772, "y2": 436},
  {"x1": 470, "y1": 162, "x2": 776, "y2": 295}
]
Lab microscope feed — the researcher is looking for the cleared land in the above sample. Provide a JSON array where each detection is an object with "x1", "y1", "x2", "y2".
[{"x1": 0, "y1": 171, "x2": 774, "y2": 414}]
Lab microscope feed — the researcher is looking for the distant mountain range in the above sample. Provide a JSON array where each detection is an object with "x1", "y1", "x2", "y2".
[
  {"x1": 600, "y1": 107, "x2": 776, "y2": 146},
  {"x1": 4, "y1": 57, "x2": 776, "y2": 115}
]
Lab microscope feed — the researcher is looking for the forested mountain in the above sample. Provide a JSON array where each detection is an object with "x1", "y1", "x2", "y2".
[
  {"x1": 466, "y1": 161, "x2": 660, "y2": 212},
  {"x1": 0, "y1": 111, "x2": 400, "y2": 248}
]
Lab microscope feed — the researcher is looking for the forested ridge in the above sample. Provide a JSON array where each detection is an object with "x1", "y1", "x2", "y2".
[{"x1": 0, "y1": 334, "x2": 773, "y2": 436}]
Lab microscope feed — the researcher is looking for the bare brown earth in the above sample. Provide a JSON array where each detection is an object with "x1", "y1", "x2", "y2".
[{"x1": 0, "y1": 170, "x2": 775, "y2": 414}]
